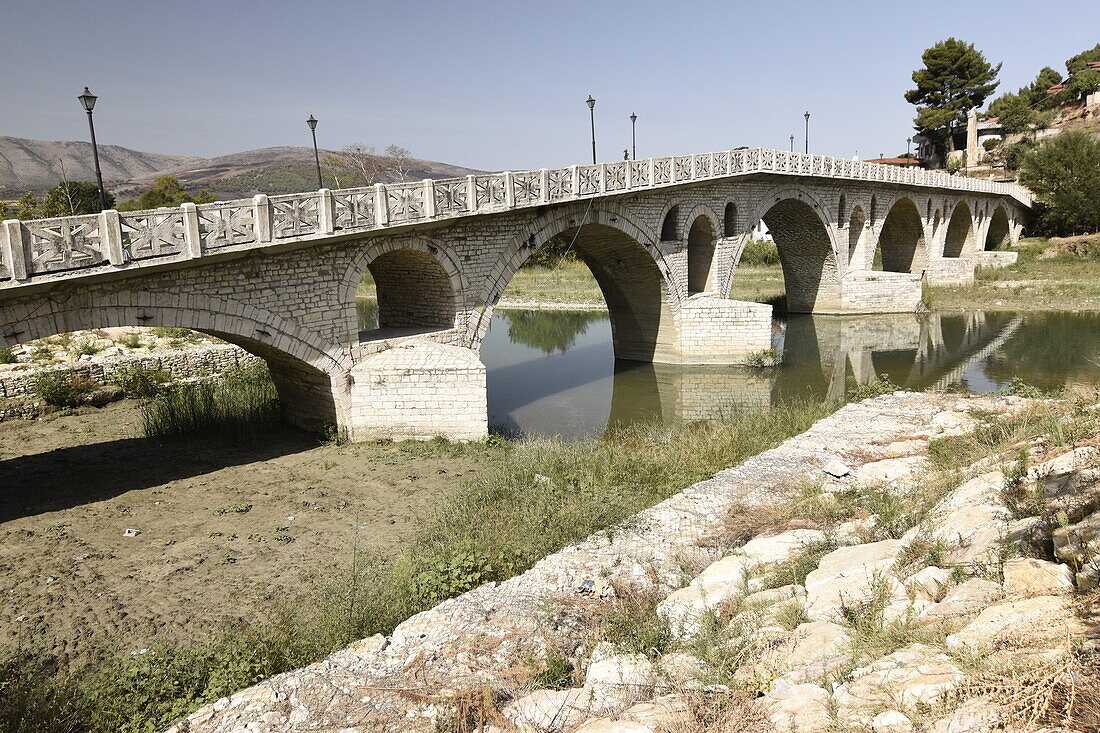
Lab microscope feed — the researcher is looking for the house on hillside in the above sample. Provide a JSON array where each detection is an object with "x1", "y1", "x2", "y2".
[
  {"x1": 913, "y1": 112, "x2": 1002, "y2": 166},
  {"x1": 1046, "y1": 60, "x2": 1100, "y2": 106}
]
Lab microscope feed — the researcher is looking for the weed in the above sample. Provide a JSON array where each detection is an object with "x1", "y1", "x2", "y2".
[
  {"x1": 141, "y1": 364, "x2": 281, "y2": 442},
  {"x1": 70, "y1": 337, "x2": 102, "y2": 357},
  {"x1": 847, "y1": 375, "x2": 901, "y2": 401},
  {"x1": 588, "y1": 587, "x2": 673, "y2": 660},
  {"x1": 760, "y1": 537, "x2": 839, "y2": 589},
  {"x1": 32, "y1": 371, "x2": 92, "y2": 407},
  {"x1": 0, "y1": 347, "x2": 15, "y2": 364},
  {"x1": 152, "y1": 327, "x2": 193, "y2": 340},
  {"x1": 744, "y1": 347, "x2": 782, "y2": 368},
  {"x1": 111, "y1": 363, "x2": 169, "y2": 398},
  {"x1": 119, "y1": 333, "x2": 143, "y2": 349},
  {"x1": 271, "y1": 526, "x2": 294, "y2": 543},
  {"x1": 525, "y1": 649, "x2": 574, "y2": 690},
  {"x1": 213, "y1": 503, "x2": 252, "y2": 516}
]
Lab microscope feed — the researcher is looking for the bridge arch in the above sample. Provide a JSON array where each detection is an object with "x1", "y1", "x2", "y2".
[
  {"x1": 492, "y1": 204, "x2": 678, "y2": 362},
  {"x1": 984, "y1": 206, "x2": 1010, "y2": 250},
  {"x1": 847, "y1": 205, "x2": 867, "y2": 264},
  {"x1": 737, "y1": 186, "x2": 842, "y2": 312},
  {"x1": 943, "y1": 202, "x2": 974, "y2": 258},
  {"x1": 340, "y1": 237, "x2": 469, "y2": 342},
  {"x1": 0, "y1": 290, "x2": 348, "y2": 430},
  {"x1": 684, "y1": 205, "x2": 720, "y2": 294},
  {"x1": 659, "y1": 203, "x2": 682, "y2": 242},
  {"x1": 875, "y1": 197, "x2": 929, "y2": 273}
]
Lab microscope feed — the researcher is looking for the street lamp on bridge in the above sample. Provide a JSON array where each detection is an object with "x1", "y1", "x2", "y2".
[
  {"x1": 630, "y1": 112, "x2": 637, "y2": 160},
  {"x1": 789, "y1": 134, "x2": 794, "y2": 152},
  {"x1": 907, "y1": 137, "x2": 913, "y2": 160},
  {"x1": 804, "y1": 111, "x2": 810, "y2": 154},
  {"x1": 77, "y1": 87, "x2": 107, "y2": 212},
  {"x1": 306, "y1": 115, "x2": 323, "y2": 189},
  {"x1": 586, "y1": 95, "x2": 597, "y2": 164}
]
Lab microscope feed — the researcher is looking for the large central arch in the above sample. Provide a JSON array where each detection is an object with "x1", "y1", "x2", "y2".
[
  {"x1": 758, "y1": 195, "x2": 842, "y2": 313},
  {"x1": 876, "y1": 198, "x2": 928, "y2": 273},
  {"x1": 943, "y1": 203, "x2": 974, "y2": 258},
  {"x1": 493, "y1": 207, "x2": 679, "y2": 362}
]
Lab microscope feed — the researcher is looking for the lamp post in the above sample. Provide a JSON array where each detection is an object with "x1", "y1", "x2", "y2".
[
  {"x1": 630, "y1": 112, "x2": 637, "y2": 160},
  {"x1": 906, "y1": 137, "x2": 912, "y2": 161},
  {"x1": 306, "y1": 115, "x2": 322, "y2": 188},
  {"x1": 789, "y1": 134, "x2": 794, "y2": 152},
  {"x1": 77, "y1": 87, "x2": 107, "y2": 212},
  {"x1": 804, "y1": 111, "x2": 810, "y2": 154},
  {"x1": 586, "y1": 95, "x2": 596, "y2": 164}
]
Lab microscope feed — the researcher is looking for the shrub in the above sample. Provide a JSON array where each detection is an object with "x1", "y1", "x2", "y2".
[
  {"x1": 847, "y1": 375, "x2": 901, "y2": 401},
  {"x1": 70, "y1": 337, "x2": 102, "y2": 357},
  {"x1": 0, "y1": 347, "x2": 15, "y2": 364},
  {"x1": 140, "y1": 363, "x2": 281, "y2": 441},
  {"x1": 111, "y1": 364, "x2": 169, "y2": 398},
  {"x1": 120, "y1": 333, "x2": 143, "y2": 349},
  {"x1": 33, "y1": 371, "x2": 76, "y2": 406},
  {"x1": 745, "y1": 347, "x2": 781, "y2": 368},
  {"x1": 1019, "y1": 132, "x2": 1100, "y2": 236},
  {"x1": 152, "y1": 327, "x2": 194, "y2": 340},
  {"x1": 739, "y1": 239, "x2": 780, "y2": 266}
]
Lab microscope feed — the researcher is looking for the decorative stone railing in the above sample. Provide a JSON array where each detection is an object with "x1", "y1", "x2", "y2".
[{"x1": 0, "y1": 148, "x2": 1031, "y2": 286}]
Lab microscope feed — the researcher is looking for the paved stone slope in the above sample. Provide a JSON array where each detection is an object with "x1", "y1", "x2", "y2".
[{"x1": 167, "y1": 391, "x2": 990, "y2": 732}]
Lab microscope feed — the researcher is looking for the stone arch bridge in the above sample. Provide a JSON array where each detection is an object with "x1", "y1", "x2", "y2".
[{"x1": 0, "y1": 148, "x2": 1030, "y2": 440}]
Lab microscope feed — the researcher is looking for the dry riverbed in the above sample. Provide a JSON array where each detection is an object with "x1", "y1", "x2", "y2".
[{"x1": 0, "y1": 401, "x2": 492, "y2": 665}]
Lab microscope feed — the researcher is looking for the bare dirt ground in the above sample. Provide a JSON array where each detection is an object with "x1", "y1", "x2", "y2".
[{"x1": 0, "y1": 401, "x2": 491, "y2": 666}]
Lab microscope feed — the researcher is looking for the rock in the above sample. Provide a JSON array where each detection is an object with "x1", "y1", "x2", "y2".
[
  {"x1": 872, "y1": 710, "x2": 913, "y2": 733},
  {"x1": 573, "y1": 719, "x2": 651, "y2": 733},
  {"x1": 657, "y1": 555, "x2": 747, "y2": 638},
  {"x1": 855, "y1": 456, "x2": 927, "y2": 485},
  {"x1": 763, "y1": 679, "x2": 832, "y2": 732},
  {"x1": 822, "y1": 459, "x2": 850, "y2": 477},
  {"x1": 1007, "y1": 516, "x2": 1049, "y2": 555},
  {"x1": 947, "y1": 595, "x2": 1087, "y2": 651},
  {"x1": 1053, "y1": 508, "x2": 1100, "y2": 569},
  {"x1": 737, "y1": 530, "x2": 826, "y2": 571},
  {"x1": 761, "y1": 620, "x2": 853, "y2": 686},
  {"x1": 921, "y1": 579, "x2": 1002, "y2": 621},
  {"x1": 1002, "y1": 558, "x2": 1075, "y2": 597},
  {"x1": 122, "y1": 528, "x2": 141, "y2": 537},
  {"x1": 505, "y1": 688, "x2": 592, "y2": 732},
  {"x1": 346, "y1": 634, "x2": 387, "y2": 655},
  {"x1": 804, "y1": 540, "x2": 908, "y2": 621},
  {"x1": 1029, "y1": 446, "x2": 1099, "y2": 480},
  {"x1": 834, "y1": 644, "x2": 963, "y2": 725},
  {"x1": 656, "y1": 653, "x2": 705, "y2": 688},
  {"x1": 620, "y1": 694, "x2": 693, "y2": 728},
  {"x1": 84, "y1": 385, "x2": 125, "y2": 407},
  {"x1": 584, "y1": 652, "x2": 659, "y2": 714},
  {"x1": 926, "y1": 696, "x2": 1002, "y2": 733},
  {"x1": 930, "y1": 410, "x2": 976, "y2": 437},
  {"x1": 903, "y1": 566, "x2": 952, "y2": 602},
  {"x1": 902, "y1": 472, "x2": 1011, "y2": 565},
  {"x1": 740, "y1": 584, "x2": 806, "y2": 608}
]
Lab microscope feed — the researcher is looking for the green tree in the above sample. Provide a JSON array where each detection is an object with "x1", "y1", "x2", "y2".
[
  {"x1": 1018, "y1": 132, "x2": 1100, "y2": 235},
  {"x1": 1026, "y1": 66, "x2": 1063, "y2": 106},
  {"x1": 16, "y1": 191, "x2": 39, "y2": 219},
  {"x1": 39, "y1": 181, "x2": 114, "y2": 217},
  {"x1": 1067, "y1": 43, "x2": 1100, "y2": 75},
  {"x1": 117, "y1": 176, "x2": 214, "y2": 211},
  {"x1": 1067, "y1": 68, "x2": 1100, "y2": 99},
  {"x1": 988, "y1": 92, "x2": 1034, "y2": 135},
  {"x1": 905, "y1": 39, "x2": 1001, "y2": 163}
]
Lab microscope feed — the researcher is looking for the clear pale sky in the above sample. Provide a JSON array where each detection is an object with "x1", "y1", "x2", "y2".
[{"x1": 3, "y1": 0, "x2": 1099, "y2": 171}]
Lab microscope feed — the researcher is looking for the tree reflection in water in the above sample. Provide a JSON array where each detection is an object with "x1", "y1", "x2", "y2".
[{"x1": 500, "y1": 309, "x2": 606, "y2": 354}]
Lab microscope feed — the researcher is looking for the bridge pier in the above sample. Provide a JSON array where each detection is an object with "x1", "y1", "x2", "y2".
[
  {"x1": 343, "y1": 341, "x2": 488, "y2": 441},
  {"x1": 670, "y1": 295, "x2": 773, "y2": 364}
]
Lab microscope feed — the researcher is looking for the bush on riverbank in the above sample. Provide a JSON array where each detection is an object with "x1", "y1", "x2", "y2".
[
  {"x1": 0, "y1": 399, "x2": 828, "y2": 732},
  {"x1": 140, "y1": 362, "x2": 280, "y2": 442},
  {"x1": 739, "y1": 239, "x2": 780, "y2": 267}
]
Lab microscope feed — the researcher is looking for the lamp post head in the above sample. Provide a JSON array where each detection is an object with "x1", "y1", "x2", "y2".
[
  {"x1": 306, "y1": 115, "x2": 318, "y2": 131},
  {"x1": 630, "y1": 112, "x2": 637, "y2": 123},
  {"x1": 586, "y1": 95, "x2": 595, "y2": 110},
  {"x1": 78, "y1": 87, "x2": 97, "y2": 112},
  {"x1": 804, "y1": 111, "x2": 810, "y2": 121}
]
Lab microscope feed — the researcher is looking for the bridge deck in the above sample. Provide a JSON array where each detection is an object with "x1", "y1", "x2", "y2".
[{"x1": 0, "y1": 148, "x2": 1030, "y2": 293}]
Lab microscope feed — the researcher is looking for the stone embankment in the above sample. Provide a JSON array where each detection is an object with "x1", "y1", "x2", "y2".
[{"x1": 168, "y1": 392, "x2": 1100, "y2": 732}]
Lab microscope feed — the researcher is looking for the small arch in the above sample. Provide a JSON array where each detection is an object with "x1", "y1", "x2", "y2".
[
  {"x1": 838, "y1": 193, "x2": 847, "y2": 223},
  {"x1": 848, "y1": 206, "x2": 866, "y2": 264},
  {"x1": 360, "y1": 248, "x2": 457, "y2": 333},
  {"x1": 660, "y1": 205, "x2": 680, "y2": 241},
  {"x1": 984, "y1": 206, "x2": 1010, "y2": 250},
  {"x1": 943, "y1": 202, "x2": 974, "y2": 258},
  {"x1": 723, "y1": 202, "x2": 737, "y2": 237},
  {"x1": 875, "y1": 198, "x2": 928, "y2": 273},
  {"x1": 687, "y1": 214, "x2": 717, "y2": 293}
]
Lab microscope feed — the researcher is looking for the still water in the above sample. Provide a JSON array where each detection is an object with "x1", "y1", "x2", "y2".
[{"x1": 360, "y1": 302, "x2": 1100, "y2": 438}]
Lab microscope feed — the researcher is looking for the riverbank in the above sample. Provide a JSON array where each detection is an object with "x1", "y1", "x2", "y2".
[
  {"x1": 168, "y1": 388, "x2": 1100, "y2": 731},
  {"x1": 0, "y1": 388, "x2": 831, "y2": 731}
]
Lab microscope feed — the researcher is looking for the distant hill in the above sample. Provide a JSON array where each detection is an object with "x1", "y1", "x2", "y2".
[
  {"x1": 0, "y1": 138, "x2": 483, "y2": 200},
  {"x1": 0, "y1": 136, "x2": 202, "y2": 194}
]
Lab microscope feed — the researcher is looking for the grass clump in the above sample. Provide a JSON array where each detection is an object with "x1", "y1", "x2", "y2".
[
  {"x1": 140, "y1": 363, "x2": 280, "y2": 442},
  {"x1": 847, "y1": 375, "x2": 901, "y2": 401},
  {"x1": 744, "y1": 347, "x2": 781, "y2": 368},
  {"x1": 588, "y1": 587, "x2": 673, "y2": 660},
  {"x1": 0, "y1": 347, "x2": 15, "y2": 364},
  {"x1": 111, "y1": 363, "x2": 169, "y2": 398},
  {"x1": 32, "y1": 371, "x2": 94, "y2": 407}
]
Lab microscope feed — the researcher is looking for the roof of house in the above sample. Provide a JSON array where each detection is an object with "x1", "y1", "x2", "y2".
[
  {"x1": 866, "y1": 157, "x2": 922, "y2": 166},
  {"x1": 1046, "y1": 62, "x2": 1100, "y2": 94}
]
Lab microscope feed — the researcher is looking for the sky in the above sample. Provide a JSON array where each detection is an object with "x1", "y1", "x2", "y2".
[{"x1": 3, "y1": 0, "x2": 1099, "y2": 172}]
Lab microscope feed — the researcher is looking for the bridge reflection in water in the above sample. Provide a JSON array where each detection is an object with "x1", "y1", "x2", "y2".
[{"x1": 483, "y1": 308, "x2": 1100, "y2": 437}]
